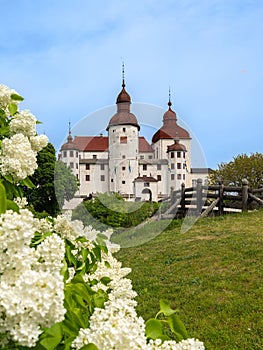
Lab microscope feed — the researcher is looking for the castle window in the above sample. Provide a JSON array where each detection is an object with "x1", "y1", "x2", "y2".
[
  {"x1": 157, "y1": 175, "x2": 161, "y2": 181},
  {"x1": 63, "y1": 151, "x2": 67, "y2": 157},
  {"x1": 76, "y1": 163, "x2": 78, "y2": 169},
  {"x1": 143, "y1": 164, "x2": 147, "y2": 171},
  {"x1": 123, "y1": 127, "x2": 126, "y2": 132},
  {"x1": 70, "y1": 162, "x2": 74, "y2": 169},
  {"x1": 144, "y1": 182, "x2": 150, "y2": 187},
  {"x1": 177, "y1": 152, "x2": 181, "y2": 158},
  {"x1": 140, "y1": 155, "x2": 144, "y2": 159},
  {"x1": 70, "y1": 151, "x2": 74, "y2": 157},
  {"x1": 171, "y1": 163, "x2": 175, "y2": 170},
  {"x1": 86, "y1": 175, "x2": 90, "y2": 181},
  {"x1": 101, "y1": 164, "x2": 105, "y2": 171},
  {"x1": 171, "y1": 152, "x2": 174, "y2": 158},
  {"x1": 171, "y1": 174, "x2": 175, "y2": 180},
  {"x1": 101, "y1": 175, "x2": 105, "y2": 181},
  {"x1": 157, "y1": 164, "x2": 161, "y2": 170},
  {"x1": 122, "y1": 155, "x2": 126, "y2": 159},
  {"x1": 76, "y1": 151, "x2": 79, "y2": 157},
  {"x1": 86, "y1": 164, "x2": 90, "y2": 170},
  {"x1": 122, "y1": 180, "x2": 126, "y2": 184},
  {"x1": 111, "y1": 179, "x2": 114, "y2": 183},
  {"x1": 122, "y1": 166, "x2": 126, "y2": 171},
  {"x1": 183, "y1": 174, "x2": 185, "y2": 180},
  {"x1": 93, "y1": 155, "x2": 97, "y2": 159},
  {"x1": 177, "y1": 174, "x2": 182, "y2": 180},
  {"x1": 183, "y1": 152, "x2": 186, "y2": 158},
  {"x1": 177, "y1": 163, "x2": 181, "y2": 169},
  {"x1": 120, "y1": 136, "x2": 127, "y2": 144},
  {"x1": 148, "y1": 155, "x2": 153, "y2": 159}
]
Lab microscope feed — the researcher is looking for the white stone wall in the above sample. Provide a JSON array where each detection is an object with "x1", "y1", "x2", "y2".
[
  {"x1": 108, "y1": 124, "x2": 139, "y2": 195},
  {"x1": 134, "y1": 181, "x2": 159, "y2": 202},
  {"x1": 60, "y1": 149, "x2": 79, "y2": 177}
]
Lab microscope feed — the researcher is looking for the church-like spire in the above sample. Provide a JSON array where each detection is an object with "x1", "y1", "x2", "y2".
[
  {"x1": 122, "y1": 61, "x2": 125, "y2": 88},
  {"x1": 67, "y1": 121, "x2": 73, "y2": 142},
  {"x1": 168, "y1": 86, "x2": 172, "y2": 109},
  {"x1": 116, "y1": 62, "x2": 131, "y2": 104}
]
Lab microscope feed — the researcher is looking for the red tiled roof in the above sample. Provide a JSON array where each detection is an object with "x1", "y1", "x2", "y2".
[
  {"x1": 152, "y1": 105, "x2": 190, "y2": 143},
  {"x1": 73, "y1": 136, "x2": 108, "y2": 152},
  {"x1": 134, "y1": 176, "x2": 158, "y2": 182},
  {"x1": 71, "y1": 136, "x2": 153, "y2": 153},
  {"x1": 167, "y1": 140, "x2": 186, "y2": 152},
  {"x1": 139, "y1": 137, "x2": 153, "y2": 153}
]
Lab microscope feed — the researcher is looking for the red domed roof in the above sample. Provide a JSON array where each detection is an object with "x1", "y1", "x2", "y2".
[
  {"x1": 167, "y1": 140, "x2": 187, "y2": 152},
  {"x1": 116, "y1": 83, "x2": 131, "y2": 103},
  {"x1": 60, "y1": 131, "x2": 79, "y2": 151},
  {"x1": 107, "y1": 81, "x2": 140, "y2": 130},
  {"x1": 152, "y1": 100, "x2": 190, "y2": 143},
  {"x1": 107, "y1": 111, "x2": 139, "y2": 129}
]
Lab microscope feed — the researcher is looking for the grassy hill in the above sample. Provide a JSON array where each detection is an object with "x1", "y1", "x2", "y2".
[{"x1": 115, "y1": 210, "x2": 263, "y2": 350}]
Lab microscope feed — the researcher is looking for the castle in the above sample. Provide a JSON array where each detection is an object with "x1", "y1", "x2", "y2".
[{"x1": 59, "y1": 76, "x2": 208, "y2": 208}]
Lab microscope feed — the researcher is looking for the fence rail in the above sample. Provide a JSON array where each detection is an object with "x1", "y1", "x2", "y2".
[{"x1": 163, "y1": 178, "x2": 263, "y2": 218}]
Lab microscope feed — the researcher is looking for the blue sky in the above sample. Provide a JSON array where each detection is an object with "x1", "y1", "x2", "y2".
[{"x1": 0, "y1": 0, "x2": 262, "y2": 169}]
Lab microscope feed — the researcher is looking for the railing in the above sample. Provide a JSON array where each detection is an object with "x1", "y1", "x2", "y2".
[{"x1": 164, "y1": 179, "x2": 263, "y2": 218}]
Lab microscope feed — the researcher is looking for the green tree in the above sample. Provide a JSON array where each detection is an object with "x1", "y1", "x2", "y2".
[
  {"x1": 26, "y1": 143, "x2": 60, "y2": 215},
  {"x1": 209, "y1": 152, "x2": 263, "y2": 188},
  {"x1": 54, "y1": 160, "x2": 79, "y2": 208}
]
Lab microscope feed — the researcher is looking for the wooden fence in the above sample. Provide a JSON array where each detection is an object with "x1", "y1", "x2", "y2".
[{"x1": 163, "y1": 179, "x2": 263, "y2": 218}]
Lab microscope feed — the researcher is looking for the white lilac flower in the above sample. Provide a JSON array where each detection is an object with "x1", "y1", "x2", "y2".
[
  {"x1": 0, "y1": 84, "x2": 20, "y2": 113},
  {"x1": 72, "y1": 298, "x2": 148, "y2": 350},
  {"x1": 0, "y1": 133, "x2": 38, "y2": 180},
  {"x1": 30, "y1": 134, "x2": 49, "y2": 152},
  {"x1": 0, "y1": 209, "x2": 66, "y2": 348},
  {"x1": 10, "y1": 110, "x2": 37, "y2": 137},
  {"x1": 13, "y1": 197, "x2": 28, "y2": 208}
]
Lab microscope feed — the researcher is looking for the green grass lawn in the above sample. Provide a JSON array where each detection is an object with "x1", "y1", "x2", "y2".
[{"x1": 115, "y1": 210, "x2": 263, "y2": 350}]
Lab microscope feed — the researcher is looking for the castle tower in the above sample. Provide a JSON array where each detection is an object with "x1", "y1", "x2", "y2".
[
  {"x1": 167, "y1": 137, "x2": 187, "y2": 191},
  {"x1": 152, "y1": 94, "x2": 191, "y2": 160},
  {"x1": 60, "y1": 123, "x2": 80, "y2": 179},
  {"x1": 106, "y1": 68, "x2": 140, "y2": 197}
]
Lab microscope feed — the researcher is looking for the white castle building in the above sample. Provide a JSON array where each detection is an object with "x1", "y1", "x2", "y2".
[{"x1": 59, "y1": 77, "x2": 208, "y2": 208}]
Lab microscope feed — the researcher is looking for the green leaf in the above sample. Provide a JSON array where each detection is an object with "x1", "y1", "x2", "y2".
[
  {"x1": 8, "y1": 103, "x2": 18, "y2": 116},
  {"x1": 145, "y1": 318, "x2": 164, "y2": 340},
  {"x1": 6, "y1": 199, "x2": 19, "y2": 212},
  {"x1": 66, "y1": 245, "x2": 77, "y2": 266},
  {"x1": 20, "y1": 176, "x2": 36, "y2": 189},
  {"x1": 93, "y1": 290, "x2": 108, "y2": 308},
  {"x1": 11, "y1": 93, "x2": 24, "y2": 101},
  {"x1": 0, "y1": 108, "x2": 6, "y2": 117},
  {"x1": 38, "y1": 323, "x2": 63, "y2": 350},
  {"x1": 159, "y1": 299, "x2": 177, "y2": 317},
  {"x1": 80, "y1": 344, "x2": 99, "y2": 350},
  {"x1": 0, "y1": 183, "x2": 7, "y2": 214},
  {"x1": 167, "y1": 314, "x2": 189, "y2": 341},
  {"x1": 100, "y1": 276, "x2": 111, "y2": 285}
]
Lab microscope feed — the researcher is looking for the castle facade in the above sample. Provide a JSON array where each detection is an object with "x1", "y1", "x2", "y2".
[{"x1": 59, "y1": 79, "x2": 208, "y2": 208}]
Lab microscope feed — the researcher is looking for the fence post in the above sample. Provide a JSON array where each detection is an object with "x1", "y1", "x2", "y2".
[
  {"x1": 242, "y1": 179, "x2": 248, "y2": 212},
  {"x1": 181, "y1": 182, "x2": 186, "y2": 217},
  {"x1": 196, "y1": 178, "x2": 203, "y2": 215},
  {"x1": 218, "y1": 182, "x2": 224, "y2": 215}
]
